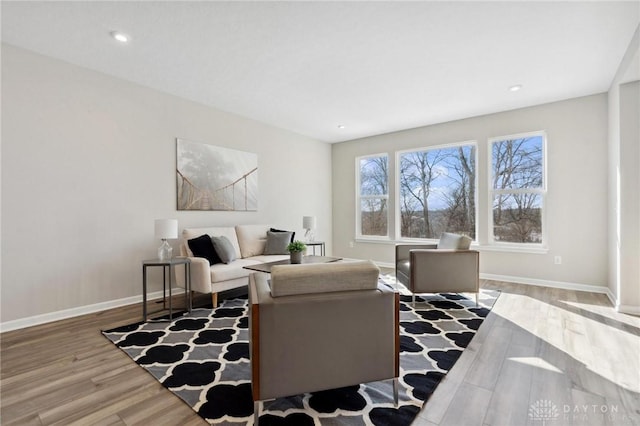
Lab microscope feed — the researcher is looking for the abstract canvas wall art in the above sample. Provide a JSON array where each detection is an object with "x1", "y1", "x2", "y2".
[{"x1": 176, "y1": 139, "x2": 258, "y2": 211}]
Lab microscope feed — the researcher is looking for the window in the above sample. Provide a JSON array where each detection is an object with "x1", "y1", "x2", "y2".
[
  {"x1": 490, "y1": 132, "x2": 546, "y2": 244},
  {"x1": 398, "y1": 142, "x2": 476, "y2": 239},
  {"x1": 357, "y1": 154, "x2": 389, "y2": 237}
]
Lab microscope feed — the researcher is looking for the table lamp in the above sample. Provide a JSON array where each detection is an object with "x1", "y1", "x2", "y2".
[
  {"x1": 155, "y1": 219, "x2": 178, "y2": 261},
  {"x1": 303, "y1": 216, "x2": 316, "y2": 241}
]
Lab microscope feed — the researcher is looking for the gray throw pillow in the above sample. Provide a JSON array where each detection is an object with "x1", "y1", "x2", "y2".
[
  {"x1": 211, "y1": 235, "x2": 236, "y2": 264},
  {"x1": 263, "y1": 231, "x2": 293, "y2": 255},
  {"x1": 270, "y1": 228, "x2": 295, "y2": 243}
]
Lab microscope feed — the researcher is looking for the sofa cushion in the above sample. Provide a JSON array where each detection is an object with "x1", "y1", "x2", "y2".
[
  {"x1": 270, "y1": 261, "x2": 380, "y2": 297},
  {"x1": 209, "y1": 258, "x2": 261, "y2": 282},
  {"x1": 182, "y1": 227, "x2": 241, "y2": 259},
  {"x1": 212, "y1": 236, "x2": 237, "y2": 264},
  {"x1": 235, "y1": 225, "x2": 269, "y2": 258},
  {"x1": 187, "y1": 234, "x2": 222, "y2": 265},
  {"x1": 249, "y1": 254, "x2": 290, "y2": 263},
  {"x1": 437, "y1": 232, "x2": 472, "y2": 250},
  {"x1": 263, "y1": 231, "x2": 293, "y2": 255},
  {"x1": 270, "y1": 227, "x2": 295, "y2": 243}
]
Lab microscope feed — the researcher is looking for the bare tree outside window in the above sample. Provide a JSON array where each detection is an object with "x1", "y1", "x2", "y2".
[
  {"x1": 358, "y1": 155, "x2": 388, "y2": 236},
  {"x1": 399, "y1": 144, "x2": 476, "y2": 239},
  {"x1": 491, "y1": 135, "x2": 545, "y2": 243},
  {"x1": 356, "y1": 134, "x2": 544, "y2": 246}
]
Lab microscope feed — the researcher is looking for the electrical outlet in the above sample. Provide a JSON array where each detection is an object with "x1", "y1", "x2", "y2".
[
  {"x1": 349, "y1": 241, "x2": 354, "y2": 248},
  {"x1": 554, "y1": 256, "x2": 562, "y2": 265}
]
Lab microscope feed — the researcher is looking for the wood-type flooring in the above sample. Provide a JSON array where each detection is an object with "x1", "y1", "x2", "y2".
[{"x1": 1, "y1": 281, "x2": 638, "y2": 425}]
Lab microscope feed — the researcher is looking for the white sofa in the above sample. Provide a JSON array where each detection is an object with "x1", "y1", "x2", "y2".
[{"x1": 175, "y1": 225, "x2": 290, "y2": 307}]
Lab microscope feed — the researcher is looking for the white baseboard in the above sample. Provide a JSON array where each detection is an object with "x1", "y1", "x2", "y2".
[
  {"x1": 376, "y1": 263, "x2": 613, "y2": 296},
  {"x1": 0, "y1": 288, "x2": 185, "y2": 333},
  {"x1": 601, "y1": 288, "x2": 640, "y2": 315},
  {"x1": 437, "y1": 271, "x2": 640, "y2": 314},
  {"x1": 616, "y1": 304, "x2": 640, "y2": 315},
  {"x1": 480, "y1": 274, "x2": 640, "y2": 312},
  {"x1": 3, "y1": 269, "x2": 635, "y2": 333},
  {"x1": 605, "y1": 288, "x2": 617, "y2": 308},
  {"x1": 480, "y1": 273, "x2": 610, "y2": 295}
]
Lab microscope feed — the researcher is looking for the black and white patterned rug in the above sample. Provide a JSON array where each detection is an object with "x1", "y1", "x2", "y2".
[{"x1": 103, "y1": 279, "x2": 499, "y2": 425}]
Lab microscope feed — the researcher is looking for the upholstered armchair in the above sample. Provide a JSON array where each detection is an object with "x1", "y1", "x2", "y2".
[
  {"x1": 395, "y1": 233, "x2": 479, "y2": 304},
  {"x1": 248, "y1": 261, "x2": 399, "y2": 424}
]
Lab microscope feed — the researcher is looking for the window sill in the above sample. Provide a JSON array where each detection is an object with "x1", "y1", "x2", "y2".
[
  {"x1": 355, "y1": 237, "x2": 393, "y2": 244},
  {"x1": 354, "y1": 238, "x2": 548, "y2": 254},
  {"x1": 476, "y1": 244, "x2": 548, "y2": 255}
]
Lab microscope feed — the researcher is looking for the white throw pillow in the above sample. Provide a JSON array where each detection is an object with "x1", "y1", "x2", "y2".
[{"x1": 437, "y1": 232, "x2": 472, "y2": 250}]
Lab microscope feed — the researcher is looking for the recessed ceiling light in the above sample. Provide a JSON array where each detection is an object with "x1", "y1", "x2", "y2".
[
  {"x1": 111, "y1": 31, "x2": 130, "y2": 43},
  {"x1": 509, "y1": 84, "x2": 523, "y2": 92},
  {"x1": 337, "y1": 125, "x2": 346, "y2": 129}
]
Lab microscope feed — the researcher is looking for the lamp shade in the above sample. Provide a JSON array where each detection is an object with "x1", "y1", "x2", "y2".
[
  {"x1": 155, "y1": 219, "x2": 178, "y2": 239},
  {"x1": 302, "y1": 216, "x2": 316, "y2": 229}
]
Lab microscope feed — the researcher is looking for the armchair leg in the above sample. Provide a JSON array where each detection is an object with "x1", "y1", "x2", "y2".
[
  {"x1": 412, "y1": 294, "x2": 416, "y2": 307},
  {"x1": 254, "y1": 401, "x2": 261, "y2": 425},
  {"x1": 211, "y1": 292, "x2": 218, "y2": 308},
  {"x1": 393, "y1": 377, "x2": 399, "y2": 406},
  {"x1": 475, "y1": 292, "x2": 478, "y2": 307}
]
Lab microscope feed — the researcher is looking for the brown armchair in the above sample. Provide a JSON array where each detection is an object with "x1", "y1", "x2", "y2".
[
  {"x1": 395, "y1": 233, "x2": 479, "y2": 305},
  {"x1": 249, "y1": 261, "x2": 399, "y2": 424}
]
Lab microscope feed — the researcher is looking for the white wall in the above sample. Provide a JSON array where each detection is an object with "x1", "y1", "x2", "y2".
[
  {"x1": 618, "y1": 81, "x2": 640, "y2": 312},
  {"x1": 607, "y1": 23, "x2": 640, "y2": 314},
  {"x1": 1, "y1": 45, "x2": 332, "y2": 327},
  {"x1": 332, "y1": 94, "x2": 609, "y2": 289}
]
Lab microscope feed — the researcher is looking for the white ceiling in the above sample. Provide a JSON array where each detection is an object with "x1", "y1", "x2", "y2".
[{"x1": 2, "y1": 1, "x2": 639, "y2": 143}]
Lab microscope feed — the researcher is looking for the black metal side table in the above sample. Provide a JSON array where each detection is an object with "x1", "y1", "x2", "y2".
[
  {"x1": 303, "y1": 241, "x2": 325, "y2": 256},
  {"x1": 142, "y1": 257, "x2": 191, "y2": 322}
]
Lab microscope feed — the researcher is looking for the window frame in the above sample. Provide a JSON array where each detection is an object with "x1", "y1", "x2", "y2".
[
  {"x1": 394, "y1": 140, "x2": 478, "y2": 242},
  {"x1": 355, "y1": 153, "x2": 390, "y2": 240},
  {"x1": 488, "y1": 131, "x2": 547, "y2": 248}
]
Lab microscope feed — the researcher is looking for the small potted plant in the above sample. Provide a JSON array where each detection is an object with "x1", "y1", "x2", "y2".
[{"x1": 287, "y1": 240, "x2": 307, "y2": 264}]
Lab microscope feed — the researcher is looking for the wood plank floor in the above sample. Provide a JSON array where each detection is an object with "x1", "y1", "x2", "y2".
[
  {"x1": 1, "y1": 281, "x2": 639, "y2": 425},
  {"x1": 414, "y1": 281, "x2": 640, "y2": 426}
]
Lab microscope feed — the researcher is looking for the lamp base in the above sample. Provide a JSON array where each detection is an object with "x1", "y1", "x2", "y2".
[
  {"x1": 304, "y1": 229, "x2": 315, "y2": 242},
  {"x1": 158, "y1": 239, "x2": 173, "y2": 261}
]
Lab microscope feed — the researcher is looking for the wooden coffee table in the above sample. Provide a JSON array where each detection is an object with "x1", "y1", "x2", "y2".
[{"x1": 243, "y1": 255, "x2": 341, "y2": 273}]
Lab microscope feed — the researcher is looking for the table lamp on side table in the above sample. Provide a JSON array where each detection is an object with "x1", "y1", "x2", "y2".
[
  {"x1": 303, "y1": 216, "x2": 316, "y2": 242},
  {"x1": 155, "y1": 219, "x2": 178, "y2": 261}
]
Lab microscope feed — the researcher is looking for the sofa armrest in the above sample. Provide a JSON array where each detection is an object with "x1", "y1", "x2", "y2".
[
  {"x1": 174, "y1": 257, "x2": 212, "y2": 294},
  {"x1": 249, "y1": 272, "x2": 271, "y2": 305},
  {"x1": 270, "y1": 261, "x2": 379, "y2": 297},
  {"x1": 395, "y1": 244, "x2": 437, "y2": 262}
]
